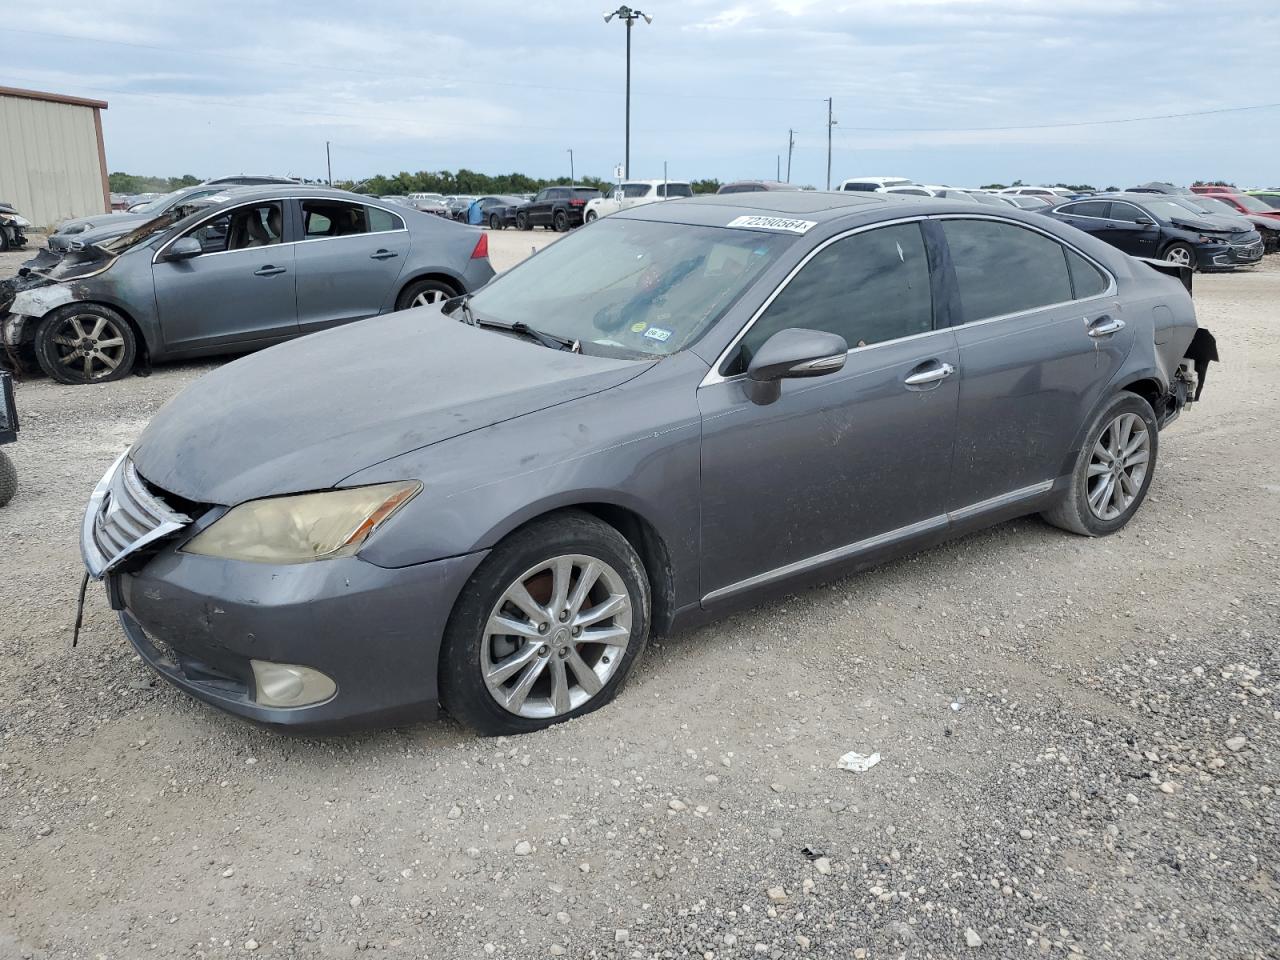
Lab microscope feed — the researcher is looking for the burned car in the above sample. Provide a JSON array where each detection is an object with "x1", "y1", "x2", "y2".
[
  {"x1": 3, "y1": 186, "x2": 495, "y2": 385},
  {"x1": 0, "y1": 200, "x2": 30, "y2": 252},
  {"x1": 80, "y1": 192, "x2": 1214, "y2": 735}
]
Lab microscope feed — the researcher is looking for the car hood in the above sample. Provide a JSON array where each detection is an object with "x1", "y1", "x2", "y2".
[
  {"x1": 56, "y1": 212, "x2": 144, "y2": 235},
  {"x1": 1170, "y1": 215, "x2": 1246, "y2": 234},
  {"x1": 130, "y1": 310, "x2": 655, "y2": 505}
]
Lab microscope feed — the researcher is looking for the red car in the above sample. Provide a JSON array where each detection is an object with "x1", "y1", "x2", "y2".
[{"x1": 1191, "y1": 186, "x2": 1280, "y2": 222}]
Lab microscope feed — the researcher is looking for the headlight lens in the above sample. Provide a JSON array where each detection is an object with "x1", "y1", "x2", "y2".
[{"x1": 183, "y1": 481, "x2": 421, "y2": 563}]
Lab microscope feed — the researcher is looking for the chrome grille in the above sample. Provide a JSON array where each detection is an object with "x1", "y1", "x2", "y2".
[{"x1": 81, "y1": 454, "x2": 192, "y2": 579}]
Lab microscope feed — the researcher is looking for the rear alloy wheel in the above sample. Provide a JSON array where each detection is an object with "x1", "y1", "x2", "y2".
[
  {"x1": 553, "y1": 210, "x2": 569, "y2": 232},
  {"x1": 34, "y1": 304, "x2": 137, "y2": 384},
  {"x1": 395, "y1": 279, "x2": 456, "y2": 311},
  {"x1": 440, "y1": 511, "x2": 650, "y2": 735},
  {"x1": 1042, "y1": 393, "x2": 1159, "y2": 537},
  {"x1": 516, "y1": 212, "x2": 531, "y2": 231},
  {"x1": 1163, "y1": 242, "x2": 1196, "y2": 270}
]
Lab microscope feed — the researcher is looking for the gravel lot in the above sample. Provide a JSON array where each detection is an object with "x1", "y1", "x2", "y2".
[{"x1": 0, "y1": 231, "x2": 1276, "y2": 960}]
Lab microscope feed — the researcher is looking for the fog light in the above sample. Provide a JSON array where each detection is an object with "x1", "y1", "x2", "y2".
[{"x1": 250, "y1": 660, "x2": 337, "y2": 708}]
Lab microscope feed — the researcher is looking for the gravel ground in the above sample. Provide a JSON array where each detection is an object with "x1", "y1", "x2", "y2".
[{"x1": 0, "y1": 233, "x2": 1276, "y2": 960}]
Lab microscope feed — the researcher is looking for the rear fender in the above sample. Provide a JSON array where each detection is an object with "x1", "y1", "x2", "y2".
[{"x1": 1132, "y1": 256, "x2": 1192, "y2": 293}]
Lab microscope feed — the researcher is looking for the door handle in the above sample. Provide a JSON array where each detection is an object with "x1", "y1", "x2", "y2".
[
  {"x1": 1087, "y1": 315, "x2": 1125, "y2": 338},
  {"x1": 370, "y1": 249, "x2": 399, "y2": 260},
  {"x1": 903, "y1": 361, "x2": 955, "y2": 387},
  {"x1": 254, "y1": 265, "x2": 286, "y2": 276}
]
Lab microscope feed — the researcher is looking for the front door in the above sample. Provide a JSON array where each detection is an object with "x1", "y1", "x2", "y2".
[
  {"x1": 1097, "y1": 200, "x2": 1160, "y2": 257},
  {"x1": 698, "y1": 221, "x2": 959, "y2": 601},
  {"x1": 153, "y1": 200, "x2": 298, "y2": 353},
  {"x1": 293, "y1": 199, "x2": 410, "y2": 331},
  {"x1": 939, "y1": 217, "x2": 1135, "y2": 509}
]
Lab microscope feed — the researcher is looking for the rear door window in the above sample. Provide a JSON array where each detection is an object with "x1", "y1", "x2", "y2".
[
  {"x1": 303, "y1": 200, "x2": 369, "y2": 237},
  {"x1": 366, "y1": 205, "x2": 404, "y2": 233},
  {"x1": 1060, "y1": 200, "x2": 1111, "y2": 219},
  {"x1": 941, "y1": 219, "x2": 1073, "y2": 322}
]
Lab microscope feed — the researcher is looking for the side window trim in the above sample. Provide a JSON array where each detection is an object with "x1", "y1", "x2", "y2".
[
  {"x1": 930, "y1": 214, "x2": 1117, "y2": 329},
  {"x1": 703, "y1": 215, "x2": 936, "y2": 386}
]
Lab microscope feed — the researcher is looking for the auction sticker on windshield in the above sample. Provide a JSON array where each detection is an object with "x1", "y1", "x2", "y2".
[{"x1": 726, "y1": 215, "x2": 816, "y2": 234}]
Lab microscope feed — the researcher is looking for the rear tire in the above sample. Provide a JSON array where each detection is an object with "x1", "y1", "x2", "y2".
[
  {"x1": 1162, "y1": 242, "x2": 1197, "y2": 271},
  {"x1": 34, "y1": 303, "x2": 137, "y2": 385},
  {"x1": 395, "y1": 278, "x2": 457, "y2": 311},
  {"x1": 1041, "y1": 393, "x2": 1159, "y2": 537},
  {"x1": 553, "y1": 210, "x2": 569, "y2": 232},
  {"x1": 439, "y1": 510, "x2": 651, "y2": 736},
  {"x1": 0, "y1": 450, "x2": 16, "y2": 508}
]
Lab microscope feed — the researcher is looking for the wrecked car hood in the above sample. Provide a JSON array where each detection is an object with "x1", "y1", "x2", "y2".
[
  {"x1": 2, "y1": 248, "x2": 121, "y2": 317},
  {"x1": 55, "y1": 212, "x2": 143, "y2": 235},
  {"x1": 130, "y1": 309, "x2": 654, "y2": 505}
]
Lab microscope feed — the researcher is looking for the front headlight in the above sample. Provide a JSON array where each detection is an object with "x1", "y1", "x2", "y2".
[
  {"x1": 183, "y1": 482, "x2": 421, "y2": 564},
  {"x1": 1, "y1": 215, "x2": 31, "y2": 227}
]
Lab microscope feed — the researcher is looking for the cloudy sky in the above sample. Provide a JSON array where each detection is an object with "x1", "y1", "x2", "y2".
[{"x1": 3, "y1": 0, "x2": 1278, "y2": 188}]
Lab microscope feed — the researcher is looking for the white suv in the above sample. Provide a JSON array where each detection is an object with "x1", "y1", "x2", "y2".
[
  {"x1": 584, "y1": 180, "x2": 694, "y2": 222},
  {"x1": 837, "y1": 176, "x2": 916, "y2": 192}
]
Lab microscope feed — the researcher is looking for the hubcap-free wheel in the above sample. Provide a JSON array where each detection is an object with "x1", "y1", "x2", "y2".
[
  {"x1": 1086, "y1": 412, "x2": 1150, "y2": 521},
  {"x1": 412, "y1": 288, "x2": 446, "y2": 307},
  {"x1": 1165, "y1": 245, "x2": 1192, "y2": 267},
  {"x1": 481, "y1": 554, "x2": 632, "y2": 719},
  {"x1": 49, "y1": 312, "x2": 128, "y2": 381}
]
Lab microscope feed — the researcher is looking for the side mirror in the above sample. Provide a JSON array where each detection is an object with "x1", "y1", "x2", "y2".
[
  {"x1": 1134, "y1": 217, "x2": 1155, "y2": 227},
  {"x1": 745, "y1": 327, "x2": 848, "y2": 404},
  {"x1": 162, "y1": 236, "x2": 202, "y2": 261}
]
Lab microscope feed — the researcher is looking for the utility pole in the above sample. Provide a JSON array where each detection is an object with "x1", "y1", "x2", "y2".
[
  {"x1": 325, "y1": 140, "x2": 332, "y2": 186},
  {"x1": 776, "y1": 155, "x2": 781, "y2": 181},
  {"x1": 605, "y1": 7, "x2": 653, "y2": 179},
  {"x1": 567, "y1": 148, "x2": 575, "y2": 187},
  {"x1": 826, "y1": 98, "x2": 836, "y2": 191},
  {"x1": 786, "y1": 128, "x2": 795, "y2": 183}
]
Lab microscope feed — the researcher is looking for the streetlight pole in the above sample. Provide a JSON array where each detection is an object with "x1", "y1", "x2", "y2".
[
  {"x1": 567, "y1": 148, "x2": 575, "y2": 187},
  {"x1": 325, "y1": 140, "x2": 332, "y2": 186},
  {"x1": 604, "y1": 6, "x2": 652, "y2": 179},
  {"x1": 826, "y1": 98, "x2": 837, "y2": 191}
]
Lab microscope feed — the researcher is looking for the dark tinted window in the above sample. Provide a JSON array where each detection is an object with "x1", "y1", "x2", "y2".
[
  {"x1": 1059, "y1": 200, "x2": 1111, "y2": 218},
  {"x1": 572, "y1": 188, "x2": 602, "y2": 200},
  {"x1": 942, "y1": 219, "x2": 1072, "y2": 321},
  {"x1": 1105, "y1": 202, "x2": 1146, "y2": 225},
  {"x1": 1067, "y1": 250, "x2": 1109, "y2": 298},
  {"x1": 842, "y1": 182, "x2": 878, "y2": 191},
  {"x1": 366, "y1": 205, "x2": 404, "y2": 233},
  {"x1": 1251, "y1": 193, "x2": 1280, "y2": 210},
  {"x1": 661, "y1": 183, "x2": 693, "y2": 198},
  {"x1": 719, "y1": 183, "x2": 764, "y2": 194},
  {"x1": 735, "y1": 223, "x2": 932, "y2": 368},
  {"x1": 548, "y1": 188, "x2": 571, "y2": 199},
  {"x1": 303, "y1": 200, "x2": 369, "y2": 237}
]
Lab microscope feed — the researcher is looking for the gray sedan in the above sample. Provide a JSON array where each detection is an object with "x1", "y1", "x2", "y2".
[
  {"x1": 5, "y1": 186, "x2": 495, "y2": 384},
  {"x1": 80, "y1": 192, "x2": 1214, "y2": 734}
]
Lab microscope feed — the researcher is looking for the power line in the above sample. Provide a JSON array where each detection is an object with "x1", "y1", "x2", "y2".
[{"x1": 834, "y1": 101, "x2": 1280, "y2": 133}]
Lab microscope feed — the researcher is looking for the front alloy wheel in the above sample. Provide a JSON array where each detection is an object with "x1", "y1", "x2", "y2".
[
  {"x1": 481, "y1": 555, "x2": 631, "y2": 719},
  {"x1": 440, "y1": 510, "x2": 650, "y2": 735},
  {"x1": 34, "y1": 304, "x2": 137, "y2": 384}
]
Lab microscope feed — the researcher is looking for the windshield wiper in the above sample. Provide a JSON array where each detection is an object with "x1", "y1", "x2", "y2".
[
  {"x1": 472, "y1": 317, "x2": 581, "y2": 353},
  {"x1": 445, "y1": 293, "x2": 476, "y2": 325}
]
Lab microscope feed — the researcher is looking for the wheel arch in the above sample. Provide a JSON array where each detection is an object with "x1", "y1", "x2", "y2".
[
  {"x1": 1056, "y1": 372, "x2": 1167, "y2": 477},
  {"x1": 477, "y1": 500, "x2": 678, "y2": 637},
  {"x1": 395, "y1": 271, "x2": 464, "y2": 305}
]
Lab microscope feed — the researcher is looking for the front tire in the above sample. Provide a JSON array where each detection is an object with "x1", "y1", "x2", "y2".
[
  {"x1": 440, "y1": 511, "x2": 651, "y2": 736},
  {"x1": 0, "y1": 449, "x2": 16, "y2": 508},
  {"x1": 489, "y1": 213, "x2": 503, "y2": 230},
  {"x1": 1042, "y1": 393, "x2": 1159, "y2": 537},
  {"x1": 1162, "y1": 242, "x2": 1197, "y2": 271},
  {"x1": 34, "y1": 304, "x2": 137, "y2": 384},
  {"x1": 516, "y1": 212, "x2": 531, "y2": 231},
  {"x1": 585, "y1": 210, "x2": 597, "y2": 224},
  {"x1": 395, "y1": 278, "x2": 457, "y2": 311}
]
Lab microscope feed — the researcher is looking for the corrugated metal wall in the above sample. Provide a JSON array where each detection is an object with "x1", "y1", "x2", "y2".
[{"x1": 0, "y1": 93, "x2": 107, "y2": 229}]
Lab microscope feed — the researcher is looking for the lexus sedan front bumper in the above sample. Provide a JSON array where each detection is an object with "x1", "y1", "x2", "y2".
[{"x1": 81, "y1": 455, "x2": 487, "y2": 731}]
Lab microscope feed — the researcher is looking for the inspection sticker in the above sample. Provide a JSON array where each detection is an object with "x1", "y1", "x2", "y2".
[
  {"x1": 727, "y1": 215, "x2": 816, "y2": 234},
  {"x1": 644, "y1": 326, "x2": 673, "y2": 342}
]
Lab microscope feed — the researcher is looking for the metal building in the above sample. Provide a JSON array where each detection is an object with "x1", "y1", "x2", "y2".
[{"x1": 0, "y1": 85, "x2": 110, "y2": 229}]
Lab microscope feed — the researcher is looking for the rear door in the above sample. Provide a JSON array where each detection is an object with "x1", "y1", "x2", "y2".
[
  {"x1": 939, "y1": 217, "x2": 1133, "y2": 510},
  {"x1": 529, "y1": 188, "x2": 565, "y2": 226},
  {"x1": 293, "y1": 199, "x2": 410, "y2": 332},
  {"x1": 152, "y1": 199, "x2": 298, "y2": 352}
]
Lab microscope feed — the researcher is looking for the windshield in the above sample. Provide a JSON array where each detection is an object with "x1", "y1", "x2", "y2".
[
  {"x1": 1231, "y1": 193, "x2": 1272, "y2": 213},
  {"x1": 1184, "y1": 197, "x2": 1239, "y2": 217},
  {"x1": 131, "y1": 189, "x2": 185, "y2": 214},
  {"x1": 1251, "y1": 193, "x2": 1280, "y2": 210},
  {"x1": 96, "y1": 202, "x2": 213, "y2": 256},
  {"x1": 1144, "y1": 199, "x2": 1208, "y2": 223},
  {"x1": 468, "y1": 218, "x2": 791, "y2": 358}
]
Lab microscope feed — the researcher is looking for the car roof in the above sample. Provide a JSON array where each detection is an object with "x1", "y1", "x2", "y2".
[{"x1": 615, "y1": 190, "x2": 1010, "y2": 230}]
